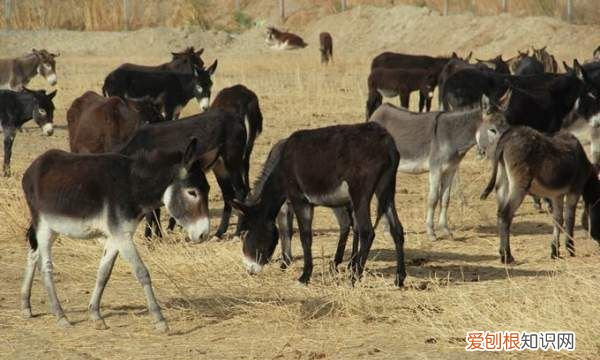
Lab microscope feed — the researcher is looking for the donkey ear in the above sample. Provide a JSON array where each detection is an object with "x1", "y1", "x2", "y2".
[
  {"x1": 499, "y1": 88, "x2": 512, "y2": 112},
  {"x1": 182, "y1": 138, "x2": 199, "y2": 169},
  {"x1": 563, "y1": 61, "x2": 572, "y2": 72},
  {"x1": 195, "y1": 48, "x2": 204, "y2": 56},
  {"x1": 480, "y1": 94, "x2": 491, "y2": 113},
  {"x1": 465, "y1": 51, "x2": 473, "y2": 62},
  {"x1": 207, "y1": 60, "x2": 218, "y2": 76},
  {"x1": 573, "y1": 59, "x2": 584, "y2": 80},
  {"x1": 47, "y1": 90, "x2": 57, "y2": 100}
]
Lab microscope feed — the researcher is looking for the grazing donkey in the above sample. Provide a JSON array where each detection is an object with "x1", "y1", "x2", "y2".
[
  {"x1": 0, "y1": 49, "x2": 59, "y2": 90},
  {"x1": 21, "y1": 139, "x2": 209, "y2": 332},
  {"x1": 265, "y1": 27, "x2": 307, "y2": 50},
  {"x1": 366, "y1": 67, "x2": 437, "y2": 118},
  {"x1": 319, "y1": 32, "x2": 333, "y2": 64},
  {"x1": 0, "y1": 88, "x2": 57, "y2": 176},
  {"x1": 479, "y1": 124, "x2": 600, "y2": 263},
  {"x1": 232, "y1": 123, "x2": 406, "y2": 287},
  {"x1": 67, "y1": 91, "x2": 164, "y2": 154},
  {"x1": 211, "y1": 84, "x2": 263, "y2": 189},
  {"x1": 370, "y1": 103, "x2": 486, "y2": 240}
]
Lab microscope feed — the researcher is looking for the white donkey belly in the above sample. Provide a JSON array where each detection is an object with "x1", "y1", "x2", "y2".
[
  {"x1": 397, "y1": 157, "x2": 430, "y2": 174},
  {"x1": 304, "y1": 181, "x2": 351, "y2": 207},
  {"x1": 377, "y1": 88, "x2": 398, "y2": 98}
]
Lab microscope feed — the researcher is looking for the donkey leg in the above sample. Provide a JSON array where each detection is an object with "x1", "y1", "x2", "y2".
[
  {"x1": 400, "y1": 92, "x2": 410, "y2": 109},
  {"x1": 438, "y1": 167, "x2": 457, "y2": 240},
  {"x1": 213, "y1": 164, "x2": 234, "y2": 239},
  {"x1": 384, "y1": 203, "x2": 406, "y2": 287},
  {"x1": 497, "y1": 186, "x2": 526, "y2": 264},
  {"x1": 3, "y1": 127, "x2": 16, "y2": 177},
  {"x1": 531, "y1": 196, "x2": 543, "y2": 212},
  {"x1": 276, "y1": 202, "x2": 294, "y2": 269},
  {"x1": 550, "y1": 197, "x2": 564, "y2": 259},
  {"x1": 350, "y1": 203, "x2": 375, "y2": 285},
  {"x1": 20, "y1": 248, "x2": 40, "y2": 318},
  {"x1": 117, "y1": 236, "x2": 168, "y2": 333},
  {"x1": 331, "y1": 206, "x2": 352, "y2": 272},
  {"x1": 144, "y1": 209, "x2": 163, "y2": 239},
  {"x1": 426, "y1": 169, "x2": 442, "y2": 241},
  {"x1": 564, "y1": 194, "x2": 579, "y2": 257},
  {"x1": 292, "y1": 201, "x2": 314, "y2": 285},
  {"x1": 88, "y1": 241, "x2": 119, "y2": 330},
  {"x1": 36, "y1": 223, "x2": 70, "y2": 326}
]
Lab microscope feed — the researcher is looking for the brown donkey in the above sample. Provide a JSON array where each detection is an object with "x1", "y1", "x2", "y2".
[
  {"x1": 479, "y1": 123, "x2": 600, "y2": 263},
  {"x1": 319, "y1": 32, "x2": 333, "y2": 64},
  {"x1": 21, "y1": 139, "x2": 209, "y2": 332}
]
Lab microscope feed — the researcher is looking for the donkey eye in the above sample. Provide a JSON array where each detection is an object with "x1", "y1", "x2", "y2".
[
  {"x1": 38, "y1": 108, "x2": 47, "y2": 116},
  {"x1": 187, "y1": 190, "x2": 198, "y2": 198}
]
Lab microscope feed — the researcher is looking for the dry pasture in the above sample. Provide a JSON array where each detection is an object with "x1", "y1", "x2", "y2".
[{"x1": 1, "y1": 24, "x2": 600, "y2": 359}]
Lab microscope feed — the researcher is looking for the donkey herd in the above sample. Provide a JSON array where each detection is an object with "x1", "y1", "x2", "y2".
[{"x1": 2, "y1": 26, "x2": 600, "y2": 333}]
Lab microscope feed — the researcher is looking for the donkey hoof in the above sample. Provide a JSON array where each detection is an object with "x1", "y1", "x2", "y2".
[
  {"x1": 93, "y1": 319, "x2": 108, "y2": 330},
  {"x1": 500, "y1": 255, "x2": 515, "y2": 264},
  {"x1": 22, "y1": 308, "x2": 33, "y2": 318},
  {"x1": 427, "y1": 234, "x2": 438, "y2": 242},
  {"x1": 295, "y1": 279, "x2": 309, "y2": 288},
  {"x1": 57, "y1": 317, "x2": 73, "y2": 328},
  {"x1": 155, "y1": 320, "x2": 170, "y2": 334}
]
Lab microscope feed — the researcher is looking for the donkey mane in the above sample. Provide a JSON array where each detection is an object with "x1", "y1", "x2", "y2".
[{"x1": 247, "y1": 138, "x2": 287, "y2": 203}]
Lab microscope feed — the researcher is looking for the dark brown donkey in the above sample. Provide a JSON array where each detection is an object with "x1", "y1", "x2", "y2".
[
  {"x1": 232, "y1": 122, "x2": 406, "y2": 287},
  {"x1": 21, "y1": 139, "x2": 209, "y2": 332},
  {"x1": 319, "y1": 32, "x2": 333, "y2": 64},
  {"x1": 211, "y1": 84, "x2": 263, "y2": 188},
  {"x1": 479, "y1": 123, "x2": 600, "y2": 263},
  {"x1": 67, "y1": 91, "x2": 164, "y2": 154},
  {"x1": 366, "y1": 67, "x2": 437, "y2": 119},
  {"x1": 0, "y1": 49, "x2": 59, "y2": 91},
  {"x1": 117, "y1": 109, "x2": 248, "y2": 240}
]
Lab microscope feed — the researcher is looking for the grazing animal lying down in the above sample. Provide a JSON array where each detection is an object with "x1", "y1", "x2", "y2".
[
  {"x1": 479, "y1": 125, "x2": 600, "y2": 263},
  {"x1": 233, "y1": 122, "x2": 406, "y2": 287},
  {"x1": 265, "y1": 27, "x2": 307, "y2": 50},
  {"x1": 20, "y1": 139, "x2": 208, "y2": 332}
]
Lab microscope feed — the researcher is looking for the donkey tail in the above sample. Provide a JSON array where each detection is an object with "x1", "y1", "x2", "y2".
[
  {"x1": 26, "y1": 224, "x2": 38, "y2": 250},
  {"x1": 480, "y1": 132, "x2": 509, "y2": 200},
  {"x1": 374, "y1": 141, "x2": 400, "y2": 229}
]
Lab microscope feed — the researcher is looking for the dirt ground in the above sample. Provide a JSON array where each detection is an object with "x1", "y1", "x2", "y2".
[{"x1": 1, "y1": 5, "x2": 600, "y2": 360}]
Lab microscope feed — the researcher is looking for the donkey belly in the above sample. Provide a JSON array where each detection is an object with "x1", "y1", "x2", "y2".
[
  {"x1": 377, "y1": 88, "x2": 398, "y2": 98},
  {"x1": 397, "y1": 157, "x2": 430, "y2": 174},
  {"x1": 304, "y1": 181, "x2": 351, "y2": 207},
  {"x1": 528, "y1": 180, "x2": 570, "y2": 199},
  {"x1": 41, "y1": 206, "x2": 111, "y2": 239}
]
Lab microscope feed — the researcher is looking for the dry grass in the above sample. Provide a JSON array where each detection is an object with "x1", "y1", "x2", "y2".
[
  {"x1": 2, "y1": 0, "x2": 600, "y2": 31},
  {"x1": 2, "y1": 23, "x2": 600, "y2": 359}
]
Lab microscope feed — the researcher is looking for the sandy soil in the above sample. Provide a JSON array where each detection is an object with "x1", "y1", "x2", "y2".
[{"x1": 1, "y1": 5, "x2": 600, "y2": 359}]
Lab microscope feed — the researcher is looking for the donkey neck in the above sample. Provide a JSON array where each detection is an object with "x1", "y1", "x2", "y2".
[
  {"x1": 438, "y1": 108, "x2": 482, "y2": 153},
  {"x1": 129, "y1": 159, "x2": 178, "y2": 214},
  {"x1": 13, "y1": 93, "x2": 36, "y2": 126},
  {"x1": 15, "y1": 54, "x2": 40, "y2": 80}
]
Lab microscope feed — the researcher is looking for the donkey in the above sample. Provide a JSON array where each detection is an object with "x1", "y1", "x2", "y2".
[
  {"x1": 479, "y1": 124, "x2": 600, "y2": 263},
  {"x1": 0, "y1": 49, "x2": 59, "y2": 91},
  {"x1": 584, "y1": 46, "x2": 600, "y2": 65},
  {"x1": 514, "y1": 56, "x2": 545, "y2": 76},
  {"x1": 232, "y1": 123, "x2": 406, "y2": 287},
  {"x1": 506, "y1": 50, "x2": 530, "y2": 74},
  {"x1": 366, "y1": 67, "x2": 437, "y2": 119},
  {"x1": 113, "y1": 46, "x2": 205, "y2": 74},
  {"x1": 67, "y1": 91, "x2": 164, "y2": 154},
  {"x1": 532, "y1": 46, "x2": 558, "y2": 73},
  {"x1": 210, "y1": 84, "x2": 263, "y2": 189},
  {"x1": 21, "y1": 139, "x2": 209, "y2": 332},
  {"x1": 475, "y1": 55, "x2": 510, "y2": 74},
  {"x1": 0, "y1": 88, "x2": 57, "y2": 176},
  {"x1": 319, "y1": 32, "x2": 333, "y2": 64},
  {"x1": 103, "y1": 61, "x2": 217, "y2": 120},
  {"x1": 265, "y1": 27, "x2": 307, "y2": 50},
  {"x1": 117, "y1": 109, "x2": 247, "y2": 240},
  {"x1": 370, "y1": 103, "x2": 485, "y2": 241}
]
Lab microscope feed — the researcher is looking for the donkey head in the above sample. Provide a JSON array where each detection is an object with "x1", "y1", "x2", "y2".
[
  {"x1": 593, "y1": 46, "x2": 600, "y2": 61},
  {"x1": 25, "y1": 88, "x2": 57, "y2": 136},
  {"x1": 571, "y1": 60, "x2": 600, "y2": 127},
  {"x1": 231, "y1": 199, "x2": 279, "y2": 274},
  {"x1": 161, "y1": 138, "x2": 211, "y2": 243},
  {"x1": 477, "y1": 90, "x2": 511, "y2": 155},
  {"x1": 32, "y1": 49, "x2": 59, "y2": 86},
  {"x1": 192, "y1": 60, "x2": 217, "y2": 112},
  {"x1": 171, "y1": 46, "x2": 205, "y2": 71},
  {"x1": 265, "y1": 27, "x2": 281, "y2": 45}
]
